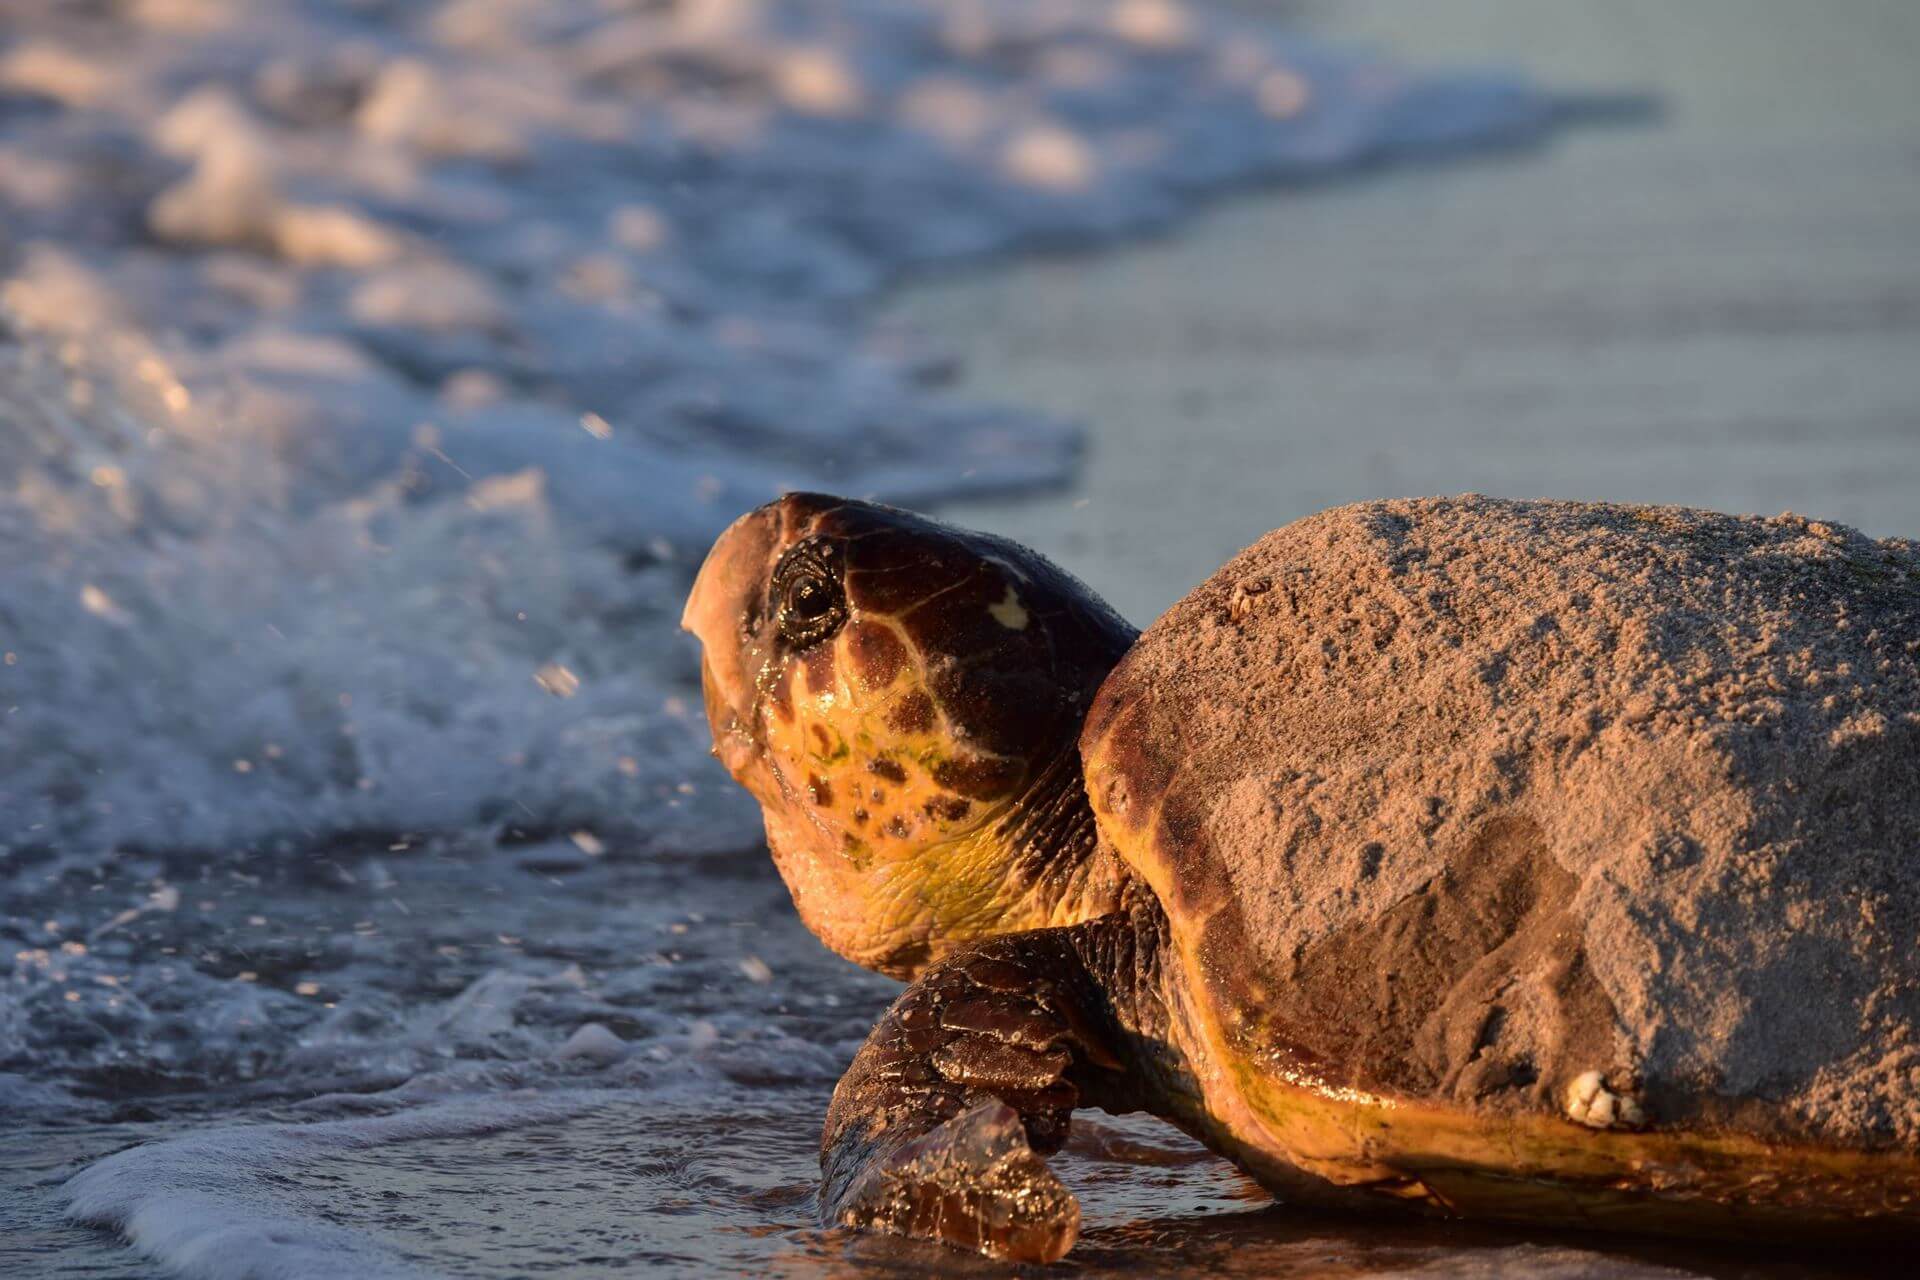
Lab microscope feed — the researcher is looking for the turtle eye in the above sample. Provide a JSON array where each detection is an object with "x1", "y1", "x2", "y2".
[{"x1": 772, "y1": 538, "x2": 847, "y2": 648}]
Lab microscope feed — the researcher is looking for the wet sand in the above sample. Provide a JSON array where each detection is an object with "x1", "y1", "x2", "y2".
[{"x1": 896, "y1": 0, "x2": 1920, "y2": 623}]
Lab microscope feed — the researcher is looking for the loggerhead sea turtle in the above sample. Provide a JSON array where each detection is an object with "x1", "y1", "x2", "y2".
[{"x1": 681, "y1": 492, "x2": 1920, "y2": 1262}]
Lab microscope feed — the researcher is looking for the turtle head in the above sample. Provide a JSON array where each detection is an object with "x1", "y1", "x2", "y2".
[{"x1": 683, "y1": 493, "x2": 1136, "y2": 977}]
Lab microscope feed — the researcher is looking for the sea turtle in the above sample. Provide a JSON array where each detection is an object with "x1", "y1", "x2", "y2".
[{"x1": 681, "y1": 492, "x2": 1920, "y2": 1262}]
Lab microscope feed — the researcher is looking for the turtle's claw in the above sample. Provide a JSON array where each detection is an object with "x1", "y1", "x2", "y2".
[{"x1": 831, "y1": 1099, "x2": 1081, "y2": 1263}]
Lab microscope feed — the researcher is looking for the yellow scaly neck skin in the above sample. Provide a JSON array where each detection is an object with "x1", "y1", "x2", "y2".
[{"x1": 756, "y1": 733, "x2": 1134, "y2": 979}]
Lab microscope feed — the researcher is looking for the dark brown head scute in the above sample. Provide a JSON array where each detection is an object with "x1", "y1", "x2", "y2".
[
  {"x1": 932, "y1": 664, "x2": 1070, "y2": 762},
  {"x1": 800, "y1": 642, "x2": 837, "y2": 692},
  {"x1": 767, "y1": 662, "x2": 796, "y2": 723},
  {"x1": 925, "y1": 795, "x2": 971, "y2": 822},
  {"x1": 807, "y1": 773, "x2": 834, "y2": 807},
  {"x1": 772, "y1": 491, "x2": 849, "y2": 539},
  {"x1": 843, "y1": 526, "x2": 980, "y2": 616},
  {"x1": 887, "y1": 689, "x2": 936, "y2": 734},
  {"x1": 898, "y1": 564, "x2": 1008, "y2": 647},
  {"x1": 846, "y1": 621, "x2": 907, "y2": 690},
  {"x1": 932, "y1": 754, "x2": 1025, "y2": 801},
  {"x1": 867, "y1": 757, "x2": 908, "y2": 784}
]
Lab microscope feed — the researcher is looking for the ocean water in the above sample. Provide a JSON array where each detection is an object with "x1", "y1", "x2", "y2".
[{"x1": 0, "y1": 2, "x2": 1845, "y2": 1276}]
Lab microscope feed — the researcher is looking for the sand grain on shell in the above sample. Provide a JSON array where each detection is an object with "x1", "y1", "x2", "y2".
[{"x1": 1105, "y1": 496, "x2": 1920, "y2": 1146}]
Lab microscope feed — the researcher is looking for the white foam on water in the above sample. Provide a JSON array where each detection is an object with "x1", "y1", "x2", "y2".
[{"x1": 64, "y1": 1091, "x2": 614, "y2": 1280}]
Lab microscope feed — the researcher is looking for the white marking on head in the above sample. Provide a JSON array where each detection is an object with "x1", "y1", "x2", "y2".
[{"x1": 988, "y1": 586, "x2": 1028, "y2": 631}]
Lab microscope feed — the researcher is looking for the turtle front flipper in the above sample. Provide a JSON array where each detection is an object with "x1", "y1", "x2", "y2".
[{"x1": 820, "y1": 923, "x2": 1139, "y2": 1263}]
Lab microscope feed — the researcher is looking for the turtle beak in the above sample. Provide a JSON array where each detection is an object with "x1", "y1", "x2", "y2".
[{"x1": 683, "y1": 502, "x2": 783, "y2": 767}]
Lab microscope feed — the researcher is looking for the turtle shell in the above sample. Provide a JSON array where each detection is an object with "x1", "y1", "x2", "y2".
[{"x1": 1081, "y1": 496, "x2": 1920, "y2": 1177}]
